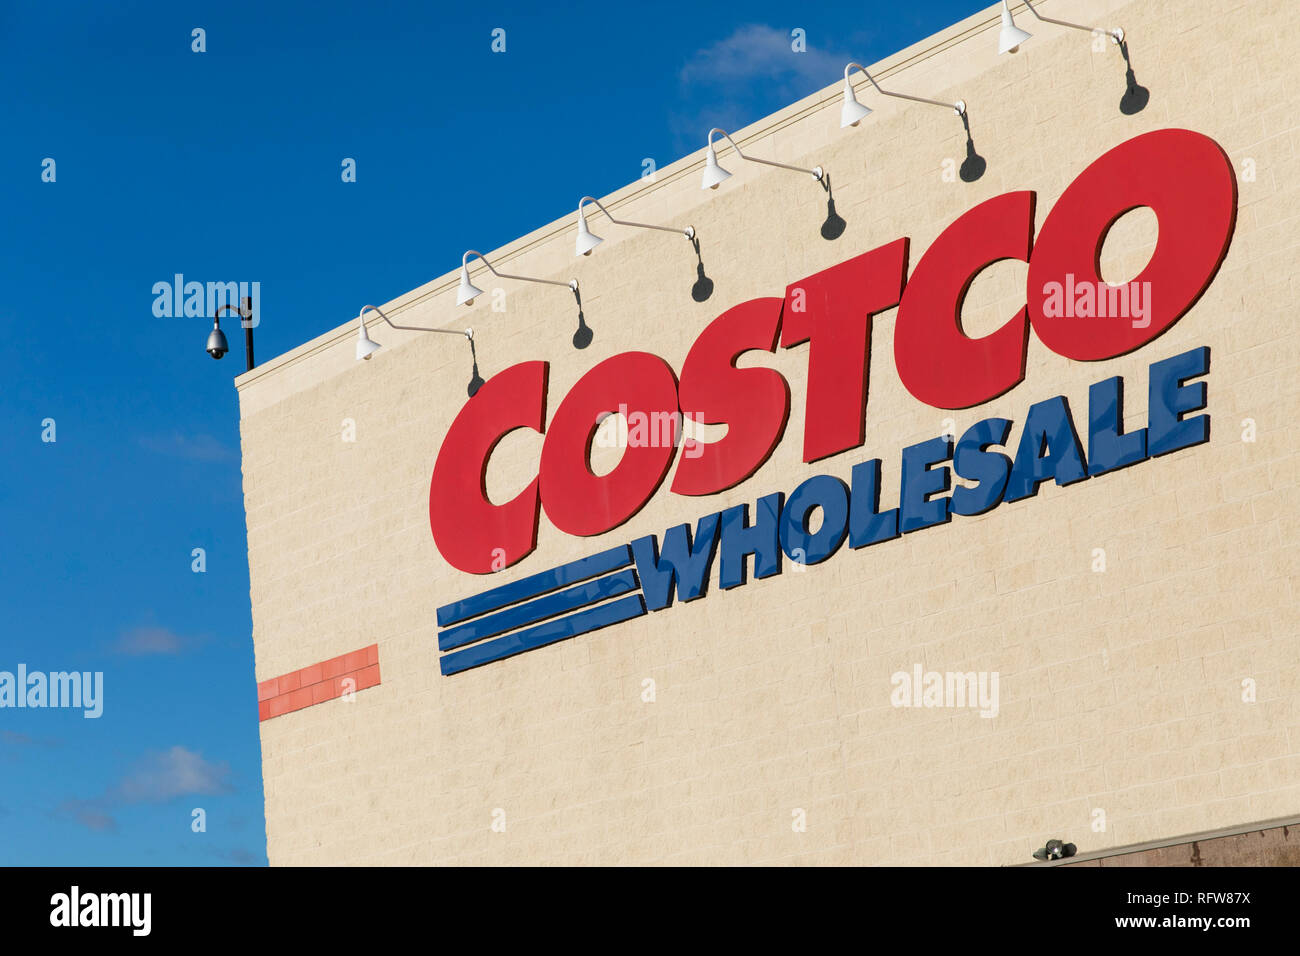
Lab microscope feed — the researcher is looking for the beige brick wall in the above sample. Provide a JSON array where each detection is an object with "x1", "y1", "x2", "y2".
[{"x1": 238, "y1": 0, "x2": 1300, "y2": 865}]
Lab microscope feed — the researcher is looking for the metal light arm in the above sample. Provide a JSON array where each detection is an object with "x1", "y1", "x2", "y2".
[
  {"x1": 462, "y1": 250, "x2": 578, "y2": 293},
  {"x1": 578, "y1": 196, "x2": 695, "y2": 240},
  {"x1": 843, "y1": 62, "x2": 965, "y2": 115},
  {"x1": 1023, "y1": 0, "x2": 1124, "y2": 44},
  {"x1": 358, "y1": 304, "x2": 471, "y2": 340},
  {"x1": 708, "y1": 128, "x2": 824, "y2": 181}
]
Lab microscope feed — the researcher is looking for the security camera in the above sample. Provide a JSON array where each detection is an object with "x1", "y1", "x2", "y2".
[{"x1": 206, "y1": 326, "x2": 229, "y2": 360}]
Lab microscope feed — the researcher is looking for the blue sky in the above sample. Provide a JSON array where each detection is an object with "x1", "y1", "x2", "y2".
[{"x1": 0, "y1": 0, "x2": 985, "y2": 865}]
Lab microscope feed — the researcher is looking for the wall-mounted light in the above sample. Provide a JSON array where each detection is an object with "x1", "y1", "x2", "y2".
[
  {"x1": 355, "y1": 313, "x2": 382, "y2": 360},
  {"x1": 999, "y1": 0, "x2": 1123, "y2": 55},
  {"x1": 840, "y1": 60, "x2": 982, "y2": 181},
  {"x1": 456, "y1": 250, "x2": 577, "y2": 306},
  {"x1": 575, "y1": 196, "x2": 694, "y2": 257},
  {"x1": 840, "y1": 62, "x2": 965, "y2": 128},
  {"x1": 702, "y1": 128, "x2": 823, "y2": 190},
  {"x1": 355, "y1": 304, "x2": 469, "y2": 361},
  {"x1": 355, "y1": 305, "x2": 483, "y2": 395},
  {"x1": 1032, "y1": 839, "x2": 1078, "y2": 862},
  {"x1": 459, "y1": 250, "x2": 590, "y2": 349}
]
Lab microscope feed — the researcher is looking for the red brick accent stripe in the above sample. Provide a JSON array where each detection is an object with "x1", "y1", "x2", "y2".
[{"x1": 257, "y1": 644, "x2": 380, "y2": 721}]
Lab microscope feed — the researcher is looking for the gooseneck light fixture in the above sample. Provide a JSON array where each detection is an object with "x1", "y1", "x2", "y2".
[
  {"x1": 840, "y1": 61, "x2": 965, "y2": 128},
  {"x1": 575, "y1": 196, "x2": 694, "y2": 257},
  {"x1": 354, "y1": 305, "x2": 482, "y2": 395},
  {"x1": 702, "y1": 128, "x2": 823, "y2": 190},
  {"x1": 998, "y1": 0, "x2": 1123, "y2": 55},
  {"x1": 355, "y1": 304, "x2": 469, "y2": 361},
  {"x1": 457, "y1": 249, "x2": 577, "y2": 306}
]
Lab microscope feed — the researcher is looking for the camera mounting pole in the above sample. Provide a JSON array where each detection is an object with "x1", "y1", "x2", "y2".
[{"x1": 206, "y1": 297, "x2": 256, "y2": 372}]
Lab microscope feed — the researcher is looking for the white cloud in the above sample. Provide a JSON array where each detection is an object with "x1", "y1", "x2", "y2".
[
  {"x1": 679, "y1": 24, "x2": 845, "y2": 91},
  {"x1": 670, "y1": 24, "x2": 853, "y2": 154},
  {"x1": 60, "y1": 746, "x2": 234, "y2": 832},
  {"x1": 113, "y1": 626, "x2": 189, "y2": 656},
  {"x1": 114, "y1": 746, "x2": 233, "y2": 803},
  {"x1": 137, "y1": 431, "x2": 235, "y2": 463}
]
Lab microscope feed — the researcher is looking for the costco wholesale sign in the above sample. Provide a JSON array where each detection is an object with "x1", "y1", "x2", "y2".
[{"x1": 429, "y1": 129, "x2": 1237, "y2": 676}]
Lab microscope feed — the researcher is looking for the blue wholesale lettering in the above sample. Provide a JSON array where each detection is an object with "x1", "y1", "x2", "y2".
[{"x1": 437, "y1": 347, "x2": 1212, "y2": 673}]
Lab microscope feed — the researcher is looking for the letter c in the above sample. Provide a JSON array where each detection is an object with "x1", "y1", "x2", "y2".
[
  {"x1": 894, "y1": 191, "x2": 1035, "y2": 409},
  {"x1": 429, "y1": 360, "x2": 547, "y2": 574}
]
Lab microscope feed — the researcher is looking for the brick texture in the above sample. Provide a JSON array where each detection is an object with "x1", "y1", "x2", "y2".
[{"x1": 257, "y1": 645, "x2": 380, "y2": 721}]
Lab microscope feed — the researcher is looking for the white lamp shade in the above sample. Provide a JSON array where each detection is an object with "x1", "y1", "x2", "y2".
[
  {"x1": 840, "y1": 83, "x2": 873, "y2": 128},
  {"x1": 456, "y1": 267, "x2": 485, "y2": 306},
  {"x1": 356, "y1": 318, "x2": 381, "y2": 361},
  {"x1": 576, "y1": 212, "x2": 604, "y2": 256},
  {"x1": 999, "y1": 1, "x2": 1033, "y2": 54},
  {"x1": 701, "y1": 146, "x2": 732, "y2": 190}
]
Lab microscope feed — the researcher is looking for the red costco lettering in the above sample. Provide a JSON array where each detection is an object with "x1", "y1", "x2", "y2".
[
  {"x1": 429, "y1": 129, "x2": 1238, "y2": 574},
  {"x1": 894, "y1": 191, "x2": 1034, "y2": 409},
  {"x1": 1027, "y1": 127, "x2": 1236, "y2": 360},
  {"x1": 429, "y1": 360, "x2": 546, "y2": 574},
  {"x1": 539, "y1": 352, "x2": 680, "y2": 537},
  {"x1": 782, "y1": 238, "x2": 910, "y2": 461},
  {"x1": 671, "y1": 297, "x2": 788, "y2": 497}
]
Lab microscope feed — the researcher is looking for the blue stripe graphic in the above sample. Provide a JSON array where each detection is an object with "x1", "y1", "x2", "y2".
[
  {"x1": 439, "y1": 594, "x2": 646, "y2": 675},
  {"x1": 436, "y1": 544, "x2": 632, "y2": 628},
  {"x1": 438, "y1": 569, "x2": 640, "y2": 651}
]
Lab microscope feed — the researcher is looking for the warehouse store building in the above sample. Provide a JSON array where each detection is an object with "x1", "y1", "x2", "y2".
[{"x1": 239, "y1": 0, "x2": 1300, "y2": 865}]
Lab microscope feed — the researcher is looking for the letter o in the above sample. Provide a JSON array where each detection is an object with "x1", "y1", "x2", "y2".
[
  {"x1": 779, "y1": 474, "x2": 849, "y2": 565},
  {"x1": 540, "y1": 352, "x2": 680, "y2": 536},
  {"x1": 1027, "y1": 128, "x2": 1237, "y2": 360}
]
